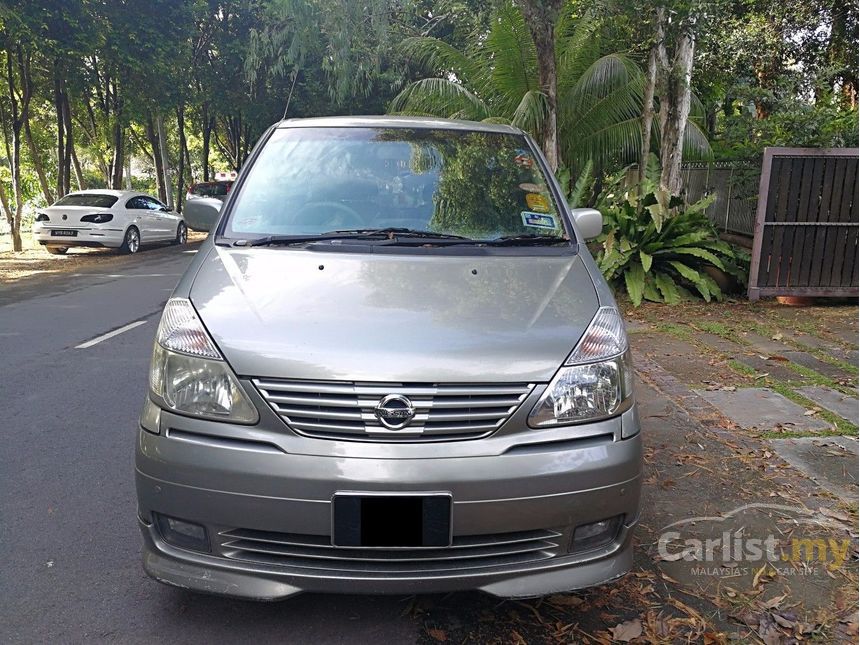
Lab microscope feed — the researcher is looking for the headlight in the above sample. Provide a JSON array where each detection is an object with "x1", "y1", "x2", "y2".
[
  {"x1": 149, "y1": 298, "x2": 258, "y2": 424},
  {"x1": 529, "y1": 307, "x2": 634, "y2": 427}
]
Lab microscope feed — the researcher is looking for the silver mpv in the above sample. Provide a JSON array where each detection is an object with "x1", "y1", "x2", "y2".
[{"x1": 136, "y1": 116, "x2": 642, "y2": 600}]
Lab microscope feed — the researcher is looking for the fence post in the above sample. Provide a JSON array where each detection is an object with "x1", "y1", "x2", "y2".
[{"x1": 724, "y1": 166, "x2": 734, "y2": 233}]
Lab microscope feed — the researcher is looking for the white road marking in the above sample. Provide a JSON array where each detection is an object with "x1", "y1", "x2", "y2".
[{"x1": 75, "y1": 320, "x2": 148, "y2": 349}]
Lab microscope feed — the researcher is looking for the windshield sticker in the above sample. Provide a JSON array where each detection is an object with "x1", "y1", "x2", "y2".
[
  {"x1": 518, "y1": 182, "x2": 543, "y2": 193},
  {"x1": 525, "y1": 193, "x2": 550, "y2": 213},
  {"x1": 513, "y1": 149, "x2": 533, "y2": 168},
  {"x1": 521, "y1": 211, "x2": 558, "y2": 230}
]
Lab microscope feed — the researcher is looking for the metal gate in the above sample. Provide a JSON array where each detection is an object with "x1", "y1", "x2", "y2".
[{"x1": 748, "y1": 147, "x2": 859, "y2": 301}]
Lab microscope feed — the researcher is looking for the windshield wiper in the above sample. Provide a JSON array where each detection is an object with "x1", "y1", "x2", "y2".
[
  {"x1": 484, "y1": 234, "x2": 569, "y2": 246},
  {"x1": 244, "y1": 228, "x2": 477, "y2": 248},
  {"x1": 329, "y1": 227, "x2": 474, "y2": 241},
  {"x1": 244, "y1": 231, "x2": 388, "y2": 247}
]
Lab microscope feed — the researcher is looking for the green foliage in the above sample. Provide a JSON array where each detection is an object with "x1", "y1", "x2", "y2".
[
  {"x1": 556, "y1": 159, "x2": 593, "y2": 208},
  {"x1": 595, "y1": 157, "x2": 747, "y2": 306},
  {"x1": 391, "y1": 4, "x2": 647, "y2": 170}
]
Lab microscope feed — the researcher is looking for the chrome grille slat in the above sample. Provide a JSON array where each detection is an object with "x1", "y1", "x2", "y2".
[
  {"x1": 253, "y1": 379, "x2": 534, "y2": 441},
  {"x1": 219, "y1": 528, "x2": 562, "y2": 574},
  {"x1": 222, "y1": 538, "x2": 559, "y2": 562}
]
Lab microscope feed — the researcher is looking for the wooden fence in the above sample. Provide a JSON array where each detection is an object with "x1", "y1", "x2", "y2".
[{"x1": 748, "y1": 147, "x2": 859, "y2": 301}]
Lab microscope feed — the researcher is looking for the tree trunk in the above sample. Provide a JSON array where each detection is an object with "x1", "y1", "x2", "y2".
[
  {"x1": 655, "y1": 10, "x2": 695, "y2": 196},
  {"x1": 145, "y1": 113, "x2": 166, "y2": 202},
  {"x1": 5, "y1": 47, "x2": 32, "y2": 252},
  {"x1": 175, "y1": 103, "x2": 188, "y2": 211},
  {"x1": 23, "y1": 118, "x2": 54, "y2": 204},
  {"x1": 201, "y1": 104, "x2": 212, "y2": 182},
  {"x1": 71, "y1": 143, "x2": 85, "y2": 190},
  {"x1": 514, "y1": 0, "x2": 562, "y2": 172},
  {"x1": 62, "y1": 90, "x2": 73, "y2": 196},
  {"x1": 53, "y1": 68, "x2": 66, "y2": 199},
  {"x1": 110, "y1": 119, "x2": 124, "y2": 189},
  {"x1": 156, "y1": 113, "x2": 173, "y2": 209},
  {"x1": 638, "y1": 40, "x2": 659, "y2": 184}
]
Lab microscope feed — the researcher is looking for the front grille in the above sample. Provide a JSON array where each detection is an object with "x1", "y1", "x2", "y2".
[
  {"x1": 252, "y1": 379, "x2": 534, "y2": 441},
  {"x1": 218, "y1": 528, "x2": 562, "y2": 575}
]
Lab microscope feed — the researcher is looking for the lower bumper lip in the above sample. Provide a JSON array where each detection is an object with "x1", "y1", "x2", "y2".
[{"x1": 134, "y1": 416, "x2": 642, "y2": 598}]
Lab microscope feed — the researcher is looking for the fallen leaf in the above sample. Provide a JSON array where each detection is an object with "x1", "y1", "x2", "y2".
[
  {"x1": 609, "y1": 618, "x2": 643, "y2": 642},
  {"x1": 771, "y1": 332, "x2": 783, "y2": 341},
  {"x1": 426, "y1": 627, "x2": 447, "y2": 642},
  {"x1": 548, "y1": 594, "x2": 584, "y2": 607},
  {"x1": 762, "y1": 594, "x2": 787, "y2": 610},
  {"x1": 803, "y1": 408, "x2": 820, "y2": 416},
  {"x1": 772, "y1": 613, "x2": 795, "y2": 629},
  {"x1": 819, "y1": 507, "x2": 852, "y2": 522}
]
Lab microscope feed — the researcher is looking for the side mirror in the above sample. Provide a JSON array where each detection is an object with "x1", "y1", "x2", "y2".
[{"x1": 570, "y1": 208, "x2": 603, "y2": 240}]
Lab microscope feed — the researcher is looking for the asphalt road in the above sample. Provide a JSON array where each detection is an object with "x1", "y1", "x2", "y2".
[{"x1": 0, "y1": 242, "x2": 415, "y2": 643}]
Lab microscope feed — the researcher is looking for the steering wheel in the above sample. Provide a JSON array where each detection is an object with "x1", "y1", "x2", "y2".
[{"x1": 290, "y1": 201, "x2": 364, "y2": 230}]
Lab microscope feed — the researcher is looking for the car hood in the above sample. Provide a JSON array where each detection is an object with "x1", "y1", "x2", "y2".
[{"x1": 190, "y1": 247, "x2": 599, "y2": 383}]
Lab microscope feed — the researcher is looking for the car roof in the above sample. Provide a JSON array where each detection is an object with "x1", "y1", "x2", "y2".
[
  {"x1": 277, "y1": 115, "x2": 523, "y2": 135},
  {"x1": 64, "y1": 189, "x2": 154, "y2": 199}
]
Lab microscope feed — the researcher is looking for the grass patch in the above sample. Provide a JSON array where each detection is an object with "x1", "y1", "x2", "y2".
[
  {"x1": 693, "y1": 321, "x2": 747, "y2": 344},
  {"x1": 653, "y1": 322, "x2": 693, "y2": 341},
  {"x1": 723, "y1": 360, "x2": 857, "y2": 438},
  {"x1": 780, "y1": 360, "x2": 856, "y2": 394},
  {"x1": 740, "y1": 320, "x2": 858, "y2": 379},
  {"x1": 766, "y1": 381, "x2": 858, "y2": 437},
  {"x1": 727, "y1": 359, "x2": 757, "y2": 377}
]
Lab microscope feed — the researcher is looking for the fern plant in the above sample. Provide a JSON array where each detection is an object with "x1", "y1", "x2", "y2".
[{"x1": 594, "y1": 161, "x2": 747, "y2": 306}]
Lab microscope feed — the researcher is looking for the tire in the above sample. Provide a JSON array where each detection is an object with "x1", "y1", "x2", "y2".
[
  {"x1": 119, "y1": 226, "x2": 140, "y2": 254},
  {"x1": 45, "y1": 246, "x2": 68, "y2": 255},
  {"x1": 173, "y1": 222, "x2": 187, "y2": 245}
]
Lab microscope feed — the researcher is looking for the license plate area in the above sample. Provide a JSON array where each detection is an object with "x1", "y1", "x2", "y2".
[
  {"x1": 51, "y1": 229, "x2": 77, "y2": 237},
  {"x1": 332, "y1": 493, "x2": 452, "y2": 548}
]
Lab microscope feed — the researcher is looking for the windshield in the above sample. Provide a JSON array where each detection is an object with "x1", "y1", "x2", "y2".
[
  {"x1": 222, "y1": 127, "x2": 567, "y2": 242},
  {"x1": 54, "y1": 194, "x2": 118, "y2": 208}
]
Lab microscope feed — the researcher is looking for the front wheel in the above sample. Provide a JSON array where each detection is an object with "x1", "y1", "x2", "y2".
[
  {"x1": 45, "y1": 246, "x2": 68, "y2": 255},
  {"x1": 173, "y1": 222, "x2": 187, "y2": 245},
  {"x1": 120, "y1": 226, "x2": 140, "y2": 254}
]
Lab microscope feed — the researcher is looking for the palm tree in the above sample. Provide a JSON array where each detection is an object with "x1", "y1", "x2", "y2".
[{"x1": 390, "y1": 4, "x2": 709, "y2": 178}]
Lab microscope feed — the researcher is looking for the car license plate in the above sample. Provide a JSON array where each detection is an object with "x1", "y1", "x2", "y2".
[
  {"x1": 51, "y1": 229, "x2": 77, "y2": 237},
  {"x1": 332, "y1": 493, "x2": 452, "y2": 547}
]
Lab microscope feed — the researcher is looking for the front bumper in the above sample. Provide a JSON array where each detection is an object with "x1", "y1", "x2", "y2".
[
  {"x1": 33, "y1": 225, "x2": 124, "y2": 248},
  {"x1": 135, "y1": 411, "x2": 643, "y2": 600}
]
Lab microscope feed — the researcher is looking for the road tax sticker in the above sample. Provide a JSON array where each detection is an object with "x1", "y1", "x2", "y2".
[
  {"x1": 525, "y1": 193, "x2": 550, "y2": 213},
  {"x1": 521, "y1": 211, "x2": 558, "y2": 230}
]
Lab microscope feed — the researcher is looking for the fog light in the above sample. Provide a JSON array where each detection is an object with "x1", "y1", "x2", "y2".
[
  {"x1": 571, "y1": 515, "x2": 622, "y2": 553},
  {"x1": 154, "y1": 513, "x2": 210, "y2": 552}
]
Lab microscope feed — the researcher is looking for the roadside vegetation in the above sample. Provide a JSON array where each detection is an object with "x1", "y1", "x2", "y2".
[{"x1": 0, "y1": 0, "x2": 855, "y2": 280}]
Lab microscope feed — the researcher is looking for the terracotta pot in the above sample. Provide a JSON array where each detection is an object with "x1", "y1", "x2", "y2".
[{"x1": 776, "y1": 296, "x2": 817, "y2": 306}]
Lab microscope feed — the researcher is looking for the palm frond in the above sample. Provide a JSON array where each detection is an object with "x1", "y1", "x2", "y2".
[
  {"x1": 510, "y1": 90, "x2": 549, "y2": 137},
  {"x1": 389, "y1": 78, "x2": 490, "y2": 120},
  {"x1": 484, "y1": 2, "x2": 538, "y2": 113},
  {"x1": 399, "y1": 36, "x2": 482, "y2": 87},
  {"x1": 682, "y1": 120, "x2": 713, "y2": 161}
]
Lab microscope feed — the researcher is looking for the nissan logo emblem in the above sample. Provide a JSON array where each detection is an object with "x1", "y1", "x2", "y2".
[{"x1": 374, "y1": 394, "x2": 416, "y2": 430}]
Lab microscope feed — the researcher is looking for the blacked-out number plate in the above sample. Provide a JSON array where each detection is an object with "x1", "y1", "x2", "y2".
[{"x1": 332, "y1": 493, "x2": 452, "y2": 547}]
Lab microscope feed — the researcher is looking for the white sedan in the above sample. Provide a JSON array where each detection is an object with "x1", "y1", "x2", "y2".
[{"x1": 32, "y1": 190, "x2": 187, "y2": 255}]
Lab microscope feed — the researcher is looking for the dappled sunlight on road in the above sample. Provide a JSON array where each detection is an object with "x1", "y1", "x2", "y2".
[{"x1": 0, "y1": 231, "x2": 207, "y2": 284}]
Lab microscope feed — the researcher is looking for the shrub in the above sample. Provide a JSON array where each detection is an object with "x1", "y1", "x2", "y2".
[{"x1": 594, "y1": 161, "x2": 747, "y2": 306}]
